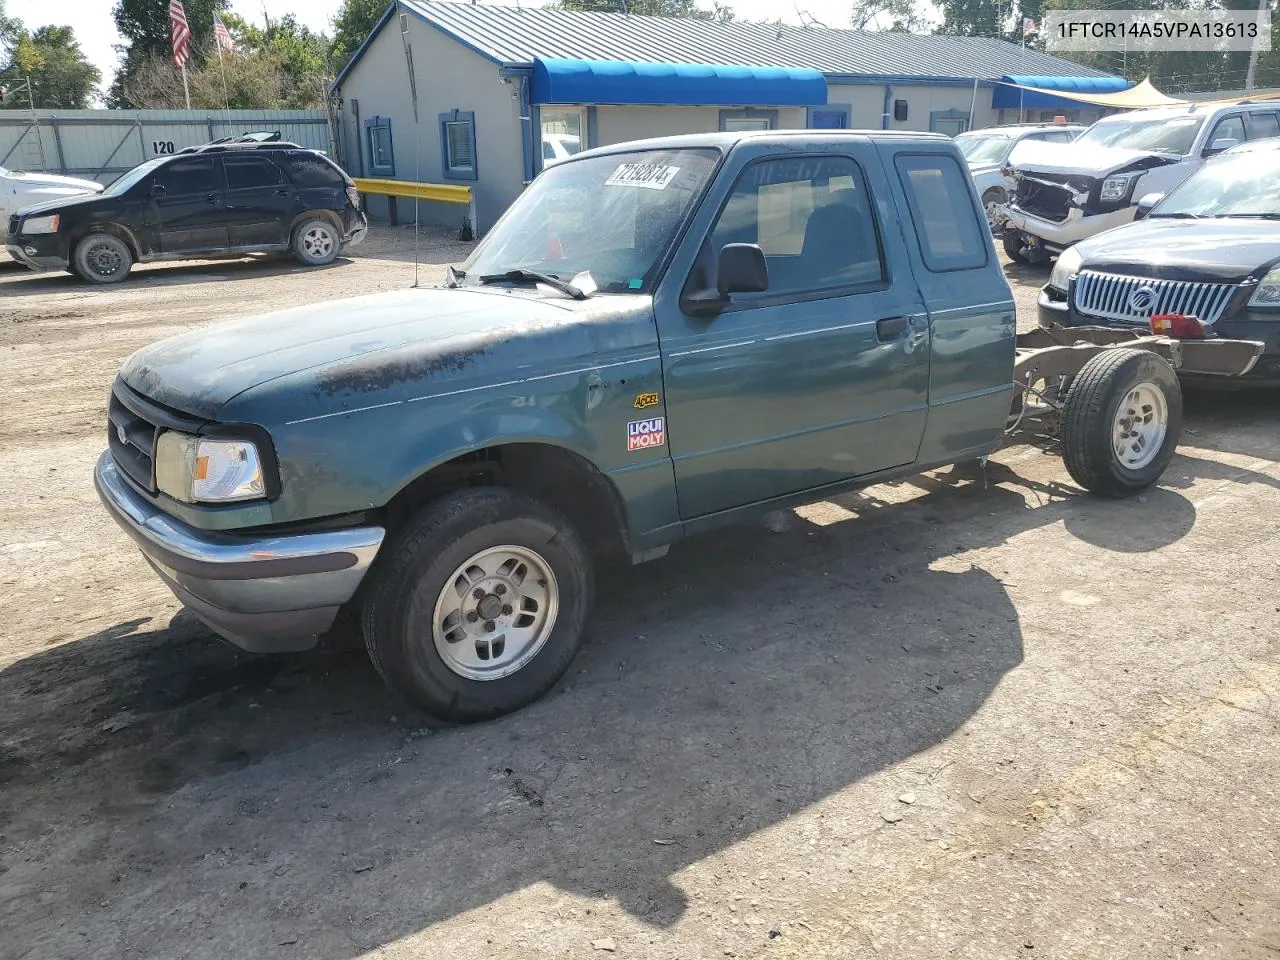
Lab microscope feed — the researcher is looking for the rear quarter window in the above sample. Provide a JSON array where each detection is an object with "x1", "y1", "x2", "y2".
[
  {"x1": 283, "y1": 152, "x2": 347, "y2": 188},
  {"x1": 894, "y1": 153, "x2": 988, "y2": 273}
]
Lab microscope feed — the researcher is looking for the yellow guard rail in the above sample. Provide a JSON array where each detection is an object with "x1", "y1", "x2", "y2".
[{"x1": 352, "y1": 178, "x2": 476, "y2": 240}]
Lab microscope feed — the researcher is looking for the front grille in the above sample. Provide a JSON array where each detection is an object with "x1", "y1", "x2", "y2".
[
  {"x1": 1073, "y1": 270, "x2": 1238, "y2": 327},
  {"x1": 1013, "y1": 172, "x2": 1088, "y2": 223},
  {"x1": 108, "y1": 388, "x2": 159, "y2": 492}
]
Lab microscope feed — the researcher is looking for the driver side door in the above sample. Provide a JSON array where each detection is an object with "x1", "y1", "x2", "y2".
[{"x1": 652, "y1": 139, "x2": 931, "y2": 521}]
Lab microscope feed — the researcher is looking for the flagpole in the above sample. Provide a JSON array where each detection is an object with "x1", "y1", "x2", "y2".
[
  {"x1": 216, "y1": 40, "x2": 230, "y2": 111},
  {"x1": 181, "y1": 60, "x2": 191, "y2": 110}
]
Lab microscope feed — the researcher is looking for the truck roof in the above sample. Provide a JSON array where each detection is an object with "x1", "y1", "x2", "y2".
[{"x1": 568, "y1": 128, "x2": 953, "y2": 162}]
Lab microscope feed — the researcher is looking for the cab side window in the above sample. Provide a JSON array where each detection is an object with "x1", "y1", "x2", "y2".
[
  {"x1": 706, "y1": 155, "x2": 885, "y2": 300},
  {"x1": 154, "y1": 157, "x2": 218, "y2": 196},
  {"x1": 1248, "y1": 111, "x2": 1280, "y2": 139},
  {"x1": 894, "y1": 153, "x2": 988, "y2": 273},
  {"x1": 1208, "y1": 115, "x2": 1246, "y2": 150}
]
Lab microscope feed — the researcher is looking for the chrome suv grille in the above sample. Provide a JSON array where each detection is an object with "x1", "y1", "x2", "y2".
[
  {"x1": 108, "y1": 387, "x2": 160, "y2": 493},
  {"x1": 1072, "y1": 270, "x2": 1238, "y2": 327}
]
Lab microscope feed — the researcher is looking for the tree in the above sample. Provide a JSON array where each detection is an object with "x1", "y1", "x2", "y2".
[
  {"x1": 850, "y1": 0, "x2": 927, "y2": 32},
  {"x1": 331, "y1": 0, "x2": 386, "y2": 72},
  {"x1": 222, "y1": 12, "x2": 330, "y2": 107},
  {"x1": 936, "y1": 0, "x2": 1004, "y2": 38},
  {"x1": 551, "y1": 0, "x2": 732, "y2": 18},
  {"x1": 0, "y1": 25, "x2": 101, "y2": 108}
]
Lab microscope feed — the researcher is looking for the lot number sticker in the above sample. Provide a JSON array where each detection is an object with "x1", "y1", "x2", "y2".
[
  {"x1": 627, "y1": 417, "x2": 665, "y2": 451},
  {"x1": 605, "y1": 163, "x2": 681, "y2": 190}
]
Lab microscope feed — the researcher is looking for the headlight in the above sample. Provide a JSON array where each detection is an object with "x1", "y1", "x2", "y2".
[
  {"x1": 1099, "y1": 174, "x2": 1140, "y2": 203},
  {"x1": 1249, "y1": 267, "x2": 1280, "y2": 309},
  {"x1": 22, "y1": 214, "x2": 60, "y2": 234},
  {"x1": 1049, "y1": 245, "x2": 1084, "y2": 292},
  {"x1": 155, "y1": 432, "x2": 266, "y2": 503}
]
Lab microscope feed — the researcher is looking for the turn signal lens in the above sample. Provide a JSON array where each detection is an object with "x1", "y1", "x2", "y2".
[{"x1": 1150, "y1": 313, "x2": 1208, "y2": 339}]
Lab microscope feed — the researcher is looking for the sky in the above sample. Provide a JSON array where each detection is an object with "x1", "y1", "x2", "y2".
[{"x1": 7, "y1": 0, "x2": 872, "y2": 97}]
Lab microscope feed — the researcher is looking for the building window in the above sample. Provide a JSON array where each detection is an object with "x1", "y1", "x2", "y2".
[
  {"x1": 439, "y1": 110, "x2": 478, "y2": 181},
  {"x1": 929, "y1": 109, "x2": 970, "y2": 137},
  {"x1": 719, "y1": 109, "x2": 778, "y2": 132},
  {"x1": 365, "y1": 117, "x2": 394, "y2": 177},
  {"x1": 540, "y1": 108, "x2": 586, "y2": 167}
]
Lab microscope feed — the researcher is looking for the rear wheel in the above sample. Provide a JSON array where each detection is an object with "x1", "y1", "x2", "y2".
[
  {"x1": 73, "y1": 233, "x2": 133, "y2": 284},
  {"x1": 1061, "y1": 348, "x2": 1182, "y2": 497},
  {"x1": 361, "y1": 488, "x2": 594, "y2": 722},
  {"x1": 292, "y1": 217, "x2": 340, "y2": 266},
  {"x1": 982, "y1": 188, "x2": 1007, "y2": 232},
  {"x1": 1002, "y1": 229, "x2": 1029, "y2": 264}
]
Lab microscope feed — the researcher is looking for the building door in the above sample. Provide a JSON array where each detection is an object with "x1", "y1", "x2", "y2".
[{"x1": 655, "y1": 142, "x2": 931, "y2": 519}]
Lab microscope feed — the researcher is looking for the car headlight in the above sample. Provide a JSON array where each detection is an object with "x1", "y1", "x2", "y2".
[
  {"x1": 1249, "y1": 267, "x2": 1280, "y2": 309},
  {"x1": 1099, "y1": 174, "x2": 1140, "y2": 203},
  {"x1": 155, "y1": 432, "x2": 266, "y2": 503},
  {"x1": 1049, "y1": 245, "x2": 1084, "y2": 292},
  {"x1": 22, "y1": 214, "x2": 60, "y2": 234}
]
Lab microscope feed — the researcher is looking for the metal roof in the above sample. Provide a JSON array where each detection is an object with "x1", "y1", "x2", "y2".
[{"x1": 392, "y1": 0, "x2": 1113, "y2": 81}]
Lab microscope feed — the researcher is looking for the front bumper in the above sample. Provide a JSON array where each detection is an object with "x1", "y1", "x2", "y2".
[
  {"x1": 6, "y1": 239, "x2": 67, "y2": 271},
  {"x1": 94, "y1": 452, "x2": 385, "y2": 653},
  {"x1": 343, "y1": 212, "x2": 369, "y2": 248},
  {"x1": 1002, "y1": 205, "x2": 1134, "y2": 252},
  {"x1": 1037, "y1": 285, "x2": 1280, "y2": 381}
]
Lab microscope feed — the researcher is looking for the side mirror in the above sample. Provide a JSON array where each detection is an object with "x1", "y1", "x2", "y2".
[
  {"x1": 716, "y1": 243, "x2": 768, "y2": 296},
  {"x1": 1134, "y1": 191, "x2": 1165, "y2": 220},
  {"x1": 1204, "y1": 138, "x2": 1239, "y2": 157},
  {"x1": 149, "y1": 182, "x2": 167, "y2": 198}
]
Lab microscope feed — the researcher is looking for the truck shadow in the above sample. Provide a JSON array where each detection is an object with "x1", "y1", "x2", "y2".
[{"x1": 0, "y1": 448, "x2": 1255, "y2": 957}]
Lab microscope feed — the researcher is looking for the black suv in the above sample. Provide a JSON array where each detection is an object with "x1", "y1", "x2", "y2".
[{"x1": 5, "y1": 138, "x2": 367, "y2": 284}]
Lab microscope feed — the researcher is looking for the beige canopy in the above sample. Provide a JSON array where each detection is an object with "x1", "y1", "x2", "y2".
[{"x1": 1002, "y1": 75, "x2": 1280, "y2": 110}]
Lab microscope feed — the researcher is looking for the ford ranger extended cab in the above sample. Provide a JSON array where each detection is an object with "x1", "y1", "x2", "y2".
[
  {"x1": 94, "y1": 131, "x2": 1263, "y2": 722},
  {"x1": 1001, "y1": 101, "x2": 1280, "y2": 263}
]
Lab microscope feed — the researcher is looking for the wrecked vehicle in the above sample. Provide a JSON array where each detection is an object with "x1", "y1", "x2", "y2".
[
  {"x1": 1040, "y1": 138, "x2": 1280, "y2": 382},
  {"x1": 1001, "y1": 101, "x2": 1280, "y2": 263},
  {"x1": 955, "y1": 123, "x2": 1084, "y2": 230},
  {"x1": 94, "y1": 131, "x2": 1264, "y2": 723}
]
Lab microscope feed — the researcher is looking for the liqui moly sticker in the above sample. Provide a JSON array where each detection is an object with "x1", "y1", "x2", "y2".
[
  {"x1": 627, "y1": 417, "x2": 665, "y2": 451},
  {"x1": 604, "y1": 163, "x2": 681, "y2": 190}
]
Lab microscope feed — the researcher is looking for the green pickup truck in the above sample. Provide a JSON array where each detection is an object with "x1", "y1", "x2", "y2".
[{"x1": 95, "y1": 131, "x2": 1262, "y2": 722}]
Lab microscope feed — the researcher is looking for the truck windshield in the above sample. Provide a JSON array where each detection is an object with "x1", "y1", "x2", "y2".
[
  {"x1": 1073, "y1": 116, "x2": 1204, "y2": 156},
  {"x1": 1151, "y1": 151, "x2": 1280, "y2": 218},
  {"x1": 956, "y1": 134, "x2": 1013, "y2": 165},
  {"x1": 460, "y1": 147, "x2": 720, "y2": 294}
]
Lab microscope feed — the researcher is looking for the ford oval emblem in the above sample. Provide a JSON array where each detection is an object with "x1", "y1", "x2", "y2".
[{"x1": 1128, "y1": 287, "x2": 1157, "y2": 312}]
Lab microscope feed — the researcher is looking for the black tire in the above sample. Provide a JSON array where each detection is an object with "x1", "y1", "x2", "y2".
[
  {"x1": 1061, "y1": 348, "x2": 1183, "y2": 497},
  {"x1": 362, "y1": 488, "x2": 594, "y2": 723},
  {"x1": 1002, "y1": 229, "x2": 1029, "y2": 264},
  {"x1": 292, "y1": 217, "x2": 340, "y2": 266},
  {"x1": 73, "y1": 232, "x2": 133, "y2": 284}
]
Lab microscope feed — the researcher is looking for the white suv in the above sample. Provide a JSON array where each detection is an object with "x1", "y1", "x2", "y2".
[
  {"x1": 956, "y1": 124, "x2": 1084, "y2": 228},
  {"x1": 1002, "y1": 100, "x2": 1280, "y2": 262}
]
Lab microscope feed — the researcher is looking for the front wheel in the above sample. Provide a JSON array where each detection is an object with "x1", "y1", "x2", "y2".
[
  {"x1": 292, "y1": 217, "x2": 340, "y2": 266},
  {"x1": 982, "y1": 188, "x2": 1007, "y2": 232},
  {"x1": 1002, "y1": 229, "x2": 1029, "y2": 264},
  {"x1": 73, "y1": 233, "x2": 133, "y2": 284},
  {"x1": 361, "y1": 488, "x2": 594, "y2": 722},
  {"x1": 1061, "y1": 348, "x2": 1183, "y2": 497}
]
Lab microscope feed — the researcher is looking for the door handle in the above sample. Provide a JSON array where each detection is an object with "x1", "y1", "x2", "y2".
[
  {"x1": 273, "y1": 188, "x2": 290, "y2": 197},
  {"x1": 205, "y1": 194, "x2": 218, "y2": 205},
  {"x1": 876, "y1": 316, "x2": 908, "y2": 341}
]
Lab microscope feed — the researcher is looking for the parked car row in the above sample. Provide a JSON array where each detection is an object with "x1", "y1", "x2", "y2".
[{"x1": 5, "y1": 135, "x2": 367, "y2": 284}]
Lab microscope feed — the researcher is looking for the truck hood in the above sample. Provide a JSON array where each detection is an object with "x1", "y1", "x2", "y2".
[
  {"x1": 120, "y1": 287, "x2": 623, "y2": 420},
  {"x1": 9, "y1": 171, "x2": 103, "y2": 193},
  {"x1": 1076, "y1": 218, "x2": 1280, "y2": 284},
  {"x1": 1011, "y1": 139, "x2": 1181, "y2": 178}
]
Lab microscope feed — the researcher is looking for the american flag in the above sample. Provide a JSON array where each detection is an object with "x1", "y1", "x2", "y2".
[
  {"x1": 169, "y1": 0, "x2": 191, "y2": 68},
  {"x1": 213, "y1": 13, "x2": 235, "y2": 54}
]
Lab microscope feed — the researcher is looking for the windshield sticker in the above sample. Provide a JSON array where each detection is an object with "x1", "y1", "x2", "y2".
[
  {"x1": 605, "y1": 163, "x2": 681, "y2": 190},
  {"x1": 627, "y1": 417, "x2": 665, "y2": 451}
]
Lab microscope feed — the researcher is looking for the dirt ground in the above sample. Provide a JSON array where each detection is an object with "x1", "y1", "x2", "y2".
[{"x1": 1, "y1": 227, "x2": 1277, "y2": 960}]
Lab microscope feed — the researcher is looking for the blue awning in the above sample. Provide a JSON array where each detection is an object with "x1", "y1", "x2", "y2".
[
  {"x1": 993, "y1": 74, "x2": 1132, "y2": 110},
  {"x1": 531, "y1": 57, "x2": 827, "y2": 106}
]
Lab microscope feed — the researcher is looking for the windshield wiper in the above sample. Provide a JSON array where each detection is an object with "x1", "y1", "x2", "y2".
[
  {"x1": 1151, "y1": 212, "x2": 1202, "y2": 219},
  {"x1": 1218, "y1": 213, "x2": 1280, "y2": 220},
  {"x1": 478, "y1": 268, "x2": 588, "y2": 300},
  {"x1": 444, "y1": 265, "x2": 465, "y2": 287}
]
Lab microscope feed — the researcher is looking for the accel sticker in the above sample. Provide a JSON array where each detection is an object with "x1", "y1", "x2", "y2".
[
  {"x1": 627, "y1": 417, "x2": 665, "y2": 451},
  {"x1": 633, "y1": 392, "x2": 660, "y2": 409},
  {"x1": 605, "y1": 163, "x2": 681, "y2": 190}
]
